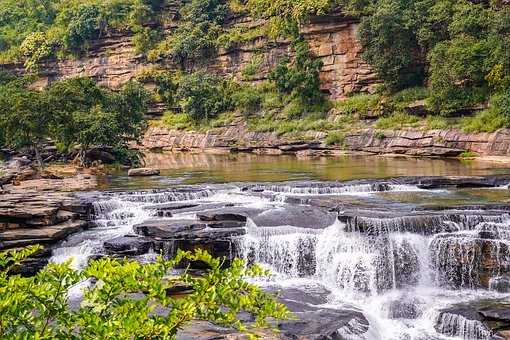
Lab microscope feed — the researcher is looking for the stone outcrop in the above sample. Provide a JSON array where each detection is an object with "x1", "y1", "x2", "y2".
[
  {"x1": 0, "y1": 191, "x2": 90, "y2": 250},
  {"x1": 2, "y1": 10, "x2": 379, "y2": 115},
  {"x1": 140, "y1": 124, "x2": 510, "y2": 157}
]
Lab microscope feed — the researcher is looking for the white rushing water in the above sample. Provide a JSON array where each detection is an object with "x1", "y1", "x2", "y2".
[{"x1": 50, "y1": 183, "x2": 510, "y2": 339}]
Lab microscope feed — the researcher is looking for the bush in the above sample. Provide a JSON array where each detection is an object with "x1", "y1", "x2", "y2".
[
  {"x1": 425, "y1": 115, "x2": 450, "y2": 130},
  {"x1": 233, "y1": 85, "x2": 264, "y2": 114},
  {"x1": 148, "y1": 0, "x2": 227, "y2": 65},
  {"x1": 376, "y1": 112, "x2": 420, "y2": 129},
  {"x1": 335, "y1": 94, "x2": 381, "y2": 117},
  {"x1": 325, "y1": 131, "x2": 345, "y2": 145},
  {"x1": 161, "y1": 112, "x2": 194, "y2": 130},
  {"x1": 269, "y1": 38, "x2": 324, "y2": 107},
  {"x1": 357, "y1": 0, "x2": 425, "y2": 90},
  {"x1": 0, "y1": 246, "x2": 290, "y2": 338},
  {"x1": 176, "y1": 72, "x2": 234, "y2": 121},
  {"x1": 460, "y1": 93, "x2": 510, "y2": 133}
]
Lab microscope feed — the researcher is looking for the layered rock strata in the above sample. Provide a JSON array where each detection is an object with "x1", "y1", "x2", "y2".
[{"x1": 141, "y1": 125, "x2": 510, "y2": 157}]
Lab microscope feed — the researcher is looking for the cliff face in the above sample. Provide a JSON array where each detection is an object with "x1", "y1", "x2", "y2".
[
  {"x1": 141, "y1": 124, "x2": 510, "y2": 158},
  {"x1": 4, "y1": 11, "x2": 379, "y2": 104}
]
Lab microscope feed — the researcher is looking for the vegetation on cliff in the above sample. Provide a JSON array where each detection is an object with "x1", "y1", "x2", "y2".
[
  {"x1": 0, "y1": 73, "x2": 149, "y2": 166},
  {"x1": 0, "y1": 246, "x2": 289, "y2": 338},
  {"x1": 0, "y1": 0, "x2": 509, "y2": 135}
]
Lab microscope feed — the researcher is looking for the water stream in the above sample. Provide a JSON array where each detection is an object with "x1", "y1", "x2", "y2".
[{"x1": 50, "y1": 155, "x2": 510, "y2": 339}]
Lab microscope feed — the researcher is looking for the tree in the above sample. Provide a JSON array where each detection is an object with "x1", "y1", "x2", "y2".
[
  {"x1": 0, "y1": 246, "x2": 290, "y2": 338},
  {"x1": 45, "y1": 77, "x2": 149, "y2": 165},
  {"x1": 176, "y1": 72, "x2": 234, "y2": 121},
  {"x1": 0, "y1": 76, "x2": 50, "y2": 167}
]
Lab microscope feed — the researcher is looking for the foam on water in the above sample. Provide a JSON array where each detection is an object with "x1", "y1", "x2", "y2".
[
  {"x1": 50, "y1": 182, "x2": 510, "y2": 339},
  {"x1": 238, "y1": 212, "x2": 510, "y2": 340}
]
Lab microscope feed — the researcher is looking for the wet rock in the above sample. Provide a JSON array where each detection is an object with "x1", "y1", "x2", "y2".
[
  {"x1": 387, "y1": 298, "x2": 422, "y2": 319},
  {"x1": 0, "y1": 220, "x2": 89, "y2": 249},
  {"x1": 339, "y1": 209, "x2": 505, "y2": 235},
  {"x1": 430, "y1": 234, "x2": 510, "y2": 289},
  {"x1": 134, "y1": 219, "x2": 208, "y2": 238},
  {"x1": 127, "y1": 168, "x2": 160, "y2": 177},
  {"x1": 85, "y1": 147, "x2": 116, "y2": 164},
  {"x1": 489, "y1": 275, "x2": 510, "y2": 293},
  {"x1": 435, "y1": 305, "x2": 491, "y2": 339},
  {"x1": 436, "y1": 301, "x2": 510, "y2": 339},
  {"x1": 104, "y1": 236, "x2": 153, "y2": 256},
  {"x1": 197, "y1": 212, "x2": 248, "y2": 222},
  {"x1": 252, "y1": 205, "x2": 336, "y2": 229}
]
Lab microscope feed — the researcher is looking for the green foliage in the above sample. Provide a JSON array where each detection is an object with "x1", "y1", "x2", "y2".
[
  {"x1": 245, "y1": 0, "x2": 336, "y2": 23},
  {"x1": 176, "y1": 72, "x2": 235, "y2": 121},
  {"x1": 136, "y1": 67, "x2": 178, "y2": 107},
  {"x1": 149, "y1": 0, "x2": 227, "y2": 65},
  {"x1": 0, "y1": 246, "x2": 290, "y2": 338},
  {"x1": 460, "y1": 93, "x2": 510, "y2": 133},
  {"x1": 353, "y1": 0, "x2": 510, "y2": 114},
  {"x1": 335, "y1": 94, "x2": 381, "y2": 117},
  {"x1": 357, "y1": 0, "x2": 425, "y2": 90},
  {"x1": 325, "y1": 131, "x2": 345, "y2": 145},
  {"x1": 425, "y1": 115, "x2": 450, "y2": 130},
  {"x1": 161, "y1": 112, "x2": 195, "y2": 130},
  {"x1": 0, "y1": 74, "x2": 149, "y2": 166},
  {"x1": 0, "y1": 0, "x2": 163, "y2": 66},
  {"x1": 269, "y1": 38, "x2": 324, "y2": 108},
  {"x1": 458, "y1": 150, "x2": 478, "y2": 158},
  {"x1": 375, "y1": 112, "x2": 420, "y2": 129},
  {"x1": 233, "y1": 85, "x2": 265, "y2": 114}
]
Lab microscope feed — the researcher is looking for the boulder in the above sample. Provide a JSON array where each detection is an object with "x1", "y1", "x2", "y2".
[
  {"x1": 387, "y1": 298, "x2": 423, "y2": 319},
  {"x1": 127, "y1": 168, "x2": 160, "y2": 177},
  {"x1": 103, "y1": 236, "x2": 153, "y2": 256}
]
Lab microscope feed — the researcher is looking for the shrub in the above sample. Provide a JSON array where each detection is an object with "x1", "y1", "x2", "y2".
[
  {"x1": 19, "y1": 32, "x2": 53, "y2": 71},
  {"x1": 357, "y1": 0, "x2": 425, "y2": 90},
  {"x1": 176, "y1": 72, "x2": 234, "y2": 121},
  {"x1": 0, "y1": 246, "x2": 290, "y2": 338},
  {"x1": 233, "y1": 85, "x2": 264, "y2": 114},
  {"x1": 460, "y1": 93, "x2": 510, "y2": 133},
  {"x1": 269, "y1": 38, "x2": 324, "y2": 107},
  {"x1": 335, "y1": 94, "x2": 381, "y2": 117},
  {"x1": 425, "y1": 115, "x2": 450, "y2": 130},
  {"x1": 161, "y1": 112, "x2": 194, "y2": 130},
  {"x1": 325, "y1": 131, "x2": 345, "y2": 146},
  {"x1": 376, "y1": 112, "x2": 420, "y2": 129}
]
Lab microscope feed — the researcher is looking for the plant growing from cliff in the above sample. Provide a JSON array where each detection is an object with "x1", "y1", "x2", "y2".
[
  {"x1": 0, "y1": 246, "x2": 290, "y2": 339},
  {"x1": 148, "y1": 0, "x2": 228, "y2": 66},
  {"x1": 268, "y1": 38, "x2": 326, "y2": 117},
  {"x1": 176, "y1": 72, "x2": 235, "y2": 121}
]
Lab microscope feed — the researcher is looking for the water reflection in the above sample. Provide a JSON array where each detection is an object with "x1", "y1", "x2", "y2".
[{"x1": 99, "y1": 153, "x2": 510, "y2": 189}]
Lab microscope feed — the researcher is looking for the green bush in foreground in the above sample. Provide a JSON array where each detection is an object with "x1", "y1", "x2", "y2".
[{"x1": 0, "y1": 246, "x2": 290, "y2": 339}]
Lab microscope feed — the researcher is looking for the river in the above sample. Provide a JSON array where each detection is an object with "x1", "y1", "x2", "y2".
[{"x1": 51, "y1": 154, "x2": 510, "y2": 339}]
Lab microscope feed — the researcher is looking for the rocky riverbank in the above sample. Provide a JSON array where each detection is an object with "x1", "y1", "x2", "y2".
[{"x1": 140, "y1": 124, "x2": 510, "y2": 158}]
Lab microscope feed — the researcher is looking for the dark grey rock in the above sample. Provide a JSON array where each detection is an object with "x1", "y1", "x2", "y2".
[{"x1": 103, "y1": 236, "x2": 153, "y2": 256}]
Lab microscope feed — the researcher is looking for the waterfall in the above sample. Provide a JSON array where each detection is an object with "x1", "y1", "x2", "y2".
[
  {"x1": 48, "y1": 181, "x2": 510, "y2": 339},
  {"x1": 251, "y1": 183, "x2": 426, "y2": 195}
]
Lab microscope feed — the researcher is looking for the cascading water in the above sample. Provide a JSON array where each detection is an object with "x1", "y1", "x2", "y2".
[
  {"x1": 49, "y1": 180, "x2": 510, "y2": 339},
  {"x1": 237, "y1": 186, "x2": 510, "y2": 340}
]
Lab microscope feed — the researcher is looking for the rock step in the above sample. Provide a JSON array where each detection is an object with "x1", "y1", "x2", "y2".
[{"x1": 0, "y1": 220, "x2": 89, "y2": 250}]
